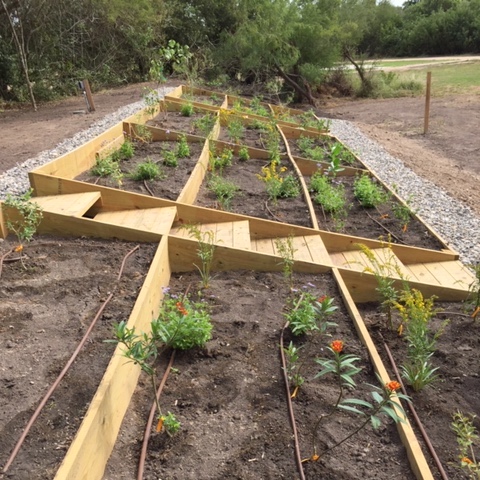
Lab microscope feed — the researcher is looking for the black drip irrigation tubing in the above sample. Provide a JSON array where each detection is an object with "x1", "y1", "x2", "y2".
[
  {"x1": 383, "y1": 342, "x2": 449, "y2": 480},
  {"x1": 280, "y1": 320, "x2": 306, "y2": 480},
  {"x1": 2, "y1": 244, "x2": 140, "y2": 473}
]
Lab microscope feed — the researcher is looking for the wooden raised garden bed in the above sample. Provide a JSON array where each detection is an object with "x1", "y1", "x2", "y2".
[{"x1": 0, "y1": 85, "x2": 477, "y2": 480}]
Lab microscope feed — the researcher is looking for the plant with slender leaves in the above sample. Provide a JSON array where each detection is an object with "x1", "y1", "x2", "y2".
[
  {"x1": 193, "y1": 113, "x2": 216, "y2": 137},
  {"x1": 209, "y1": 148, "x2": 233, "y2": 174},
  {"x1": 329, "y1": 141, "x2": 356, "y2": 166},
  {"x1": 452, "y1": 411, "x2": 480, "y2": 478},
  {"x1": 238, "y1": 146, "x2": 250, "y2": 162},
  {"x1": 308, "y1": 342, "x2": 410, "y2": 462},
  {"x1": 133, "y1": 124, "x2": 153, "y2": 143},
  {"x1": 4, "y1": 189, "x2": 43, "y2": 254},
  {"x1": 130, "y1": 159, "x2": 163, "y2": 181},
  {"x1": 207, "y1": 174, "x2": 239, "y2": 210},
  {"x1": 183, "y1": 224, "x2": 216, "y2": 289},
  {"x1": 394, "y1": 288, "x2": 446, "y2": 391},
  {"x1": 286, "y1": 291, "x2": 338, "y2": 336},
  {"x1": 283, "y1": 341, "x2": 305, "y2": 398},
  {"x1": 391, "y1": 194, "x2": 416, "y2": 231},
  {"x1": 257, "y1": 162, "x2": 300, "y2": 204},
  {"x1": 91, "y1": 155, "x2": 124, "y2": 186},
  {"x1": 354, "y1": 174, "x2": 389, "y2": 208},
  {"x1": 275, "y1": 235, "x2": 296, "y2": 289},
  {"x1": 110, "y1": 139, "x2": 135, "y2": 161},
  {"x1": 180, "y1": 102, "x2": 194, "y2": 117},
  {"x1": 163, "y1": 149, "x2": 179, "y2": 167},
  {"x1": 176, "y1": 134, "x2": 190, "y2": 158},
  {"x1": 226, "y1": 118, "x2": 245, "y2": 144},
  {"x1": 299, "y1": 110, "x2": 331, "y2": 131},
  {"x1": 465, "y1": 263, "x2": 480, "y2": 321},
  {"x1": 355, "y1": 242, "x2": 408, "y2": 330}
]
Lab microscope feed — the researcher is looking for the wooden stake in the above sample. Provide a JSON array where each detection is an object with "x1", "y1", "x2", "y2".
[
  {"x1": 83, "y1": 79, "x2": 96, "y2": 112},
  {"x1": 423, "y1": 72, "x2": 432, "y2": 135}
]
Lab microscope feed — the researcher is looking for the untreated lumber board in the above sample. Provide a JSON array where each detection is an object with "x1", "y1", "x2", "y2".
[
  {"x1": 336, "y1": 267, "x2": 470, "y2": 303},
  {"x1": 168, "y1": 236, "x2": 330, "y2": 274},
  {"x1": 176, "y1": 139, "x2": 210, "y2": 205},
  {"x1": 33, "y1": 192, "x2": 102, "y2": 217},
  {"x1": 293, "y1": 156, "x2": 365, "y2": 177},
  {"x1": 94, "y1": 207, "x2": 177, "y2": 235},
  {"x1": 55, "y1": 236, "x2": 171, "y2": 480},
  {"x1": 333, "y1": 269, "x2": 434, "y2": 480}
]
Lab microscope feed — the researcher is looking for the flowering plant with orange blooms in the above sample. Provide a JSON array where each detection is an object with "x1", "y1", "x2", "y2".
[
  {"x1": 285, "y1": 291, "x2": 337, "y2": 336},
  {"x1": 307, "y1": 369, "x2": 411, "y2": 463},
  {"x1": 452, "y1": 411, "x2": 480, "y2": 478}
]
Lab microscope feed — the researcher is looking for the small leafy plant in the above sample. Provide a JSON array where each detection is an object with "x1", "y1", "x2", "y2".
[
  {"x1": 209, "y1": 148, "x2": 234, "y2": 174},
  {"x1": 299, "y1": 110, "x2": 331, "y2": 131},
  {"x1": 283, "y1": 342, "x2": 305, "y2": 398},
  {"x1": 183, "y1": 224, "x2": 216, "y2": 289},
  {"x1": 176, "y1": 134, "x2": 191, "y2": 158},
  {"x1": 180, "y1": 102, "x2": 194, "y2": 117},
  {"x1": 4, "y1": 189, "x2": 43, "y2": 251},
  {"x1": 111, "y1": 291, "x2": 213, "y2": 436},
  {"x1": 207, "y1": 174, "x2": 239, "y2": 211},
  {"x1": 91, "y1": 155, "x2": 124, "y2": 186},
  {"x1": 238, "y1": 146, "x2": 250, "y2": 162},
  {"x1": 257, "y1": 162, "x2": 300, "y2": 204},
  {"x1": 286, "y1": 291, "x2": 338, "y2": 336},
  {"x1": 275, "y1": 236, "x2": 296, "y2": 289},
  {"x1": 193, "y1": 113, "x2": 216, "y2": 137},
  {"x1": 130, "y1": 159, "x2": 163, "y2": 181},
  {"x1": 308, "y1": 340, "x2": 410, "y2": 462},
  {"x1": 163, "y1": 149, "x2": 179, "y2": 167},
  {"x1": 354, "y1": 174, "x2": 389, "y2": 208},
  {"x1": 394, "y1": 288, "x2": 446, "y2": 391},
  {"x1": 226, "y1": 118, "x2": 245, "y2": 144},
  {"x1": 451, "y1": 411, "x2": 480, "y2": 478}
]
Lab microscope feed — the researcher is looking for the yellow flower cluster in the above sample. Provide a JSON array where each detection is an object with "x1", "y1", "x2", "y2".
[{"x1": 256, "y1": 162, "x2": 287, "y2": 183}]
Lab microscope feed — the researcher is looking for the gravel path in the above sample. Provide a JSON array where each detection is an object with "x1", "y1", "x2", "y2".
[
  {"x1": 1, "y1": 92, "x2": 478, "y2": 265},
  {"x1": 330, "y1": 120, "x2": 480, "y2": 265}
]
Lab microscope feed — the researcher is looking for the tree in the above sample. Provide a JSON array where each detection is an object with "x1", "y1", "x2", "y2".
[{"x1": 215, "y1": 0, "x2": 341, "y2": 104}]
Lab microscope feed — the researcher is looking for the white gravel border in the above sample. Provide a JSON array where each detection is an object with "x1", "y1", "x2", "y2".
[{"x1": 1, "y1": 92, "x2": 478, "y2": 265}]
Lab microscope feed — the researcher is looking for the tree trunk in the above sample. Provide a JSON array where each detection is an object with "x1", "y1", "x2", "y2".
[
  {"x1": 275, "y1": 63, "x2": 316, "y2": 106},
  {"x1": 1, "y1": 0, "x2": 37, "y2": 111}
]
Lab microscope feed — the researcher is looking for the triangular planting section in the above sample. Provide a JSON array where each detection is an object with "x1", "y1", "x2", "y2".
[{"x1": 0, "y1": 85, "x2": 474, "y2": 479}]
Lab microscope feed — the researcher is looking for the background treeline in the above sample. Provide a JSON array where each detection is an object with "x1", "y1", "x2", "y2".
[{"x1": 1, "y1": 0, "x2": 479, "y2": 104}]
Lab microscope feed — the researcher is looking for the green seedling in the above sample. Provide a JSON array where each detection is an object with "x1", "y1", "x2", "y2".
[
  {"x1": 353, "y1": 174, "x2": 389, "y2": 208},
  {"x1": 130, "y1": 159, "x2": 163, "y2": 180},
  {"x1": 207, "y1": 174, "x2": 239, "y2": 211}
]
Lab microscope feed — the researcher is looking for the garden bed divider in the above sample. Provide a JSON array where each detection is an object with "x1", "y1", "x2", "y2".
[
  {"x1": 54, "y1": 235, "x2": 171, "y2": 479},
  {"x1": 332, "y1": 268, "x2": 434, "y2": 480}
]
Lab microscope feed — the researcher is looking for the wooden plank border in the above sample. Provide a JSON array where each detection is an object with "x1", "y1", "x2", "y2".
[{"x1": 54, "y1": 236, "x2": 171, "y2": 479}]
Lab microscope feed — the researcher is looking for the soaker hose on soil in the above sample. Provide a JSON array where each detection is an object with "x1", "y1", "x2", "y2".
[
  {"x1": 383, "y1": 342, "x2": 449, "y2": 480},
  {"x1": 2, "y1": 245, "x2": 140, "y2": 473},
  {"x1": 280, "y1": 320, "x2": 307, "y2": 480},
  {"x1": 137, "y1": 350, "x2": 176, "y2": 480}
]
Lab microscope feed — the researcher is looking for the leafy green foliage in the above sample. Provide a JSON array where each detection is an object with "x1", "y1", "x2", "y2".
[
  {"x1": 238, "y1": 146, "x2": 250, "y2": 162},
  {"x1": 283, "y1": 342, "x2": 305, "y2": 392},
  {"x1": 177, "y1": 134, "x2": 191, "y2": 158},
  {"x1": 180, "y1": 103, "x2": 194, "y2": 117},
  {"x1": 209, "y1": 148, "x2": 234, "y2": 173},
  {"x1": 193, "y1": 114, "x2": 216, "y2": 137},
  {"x1": 286, "y1": 291, "x2": 338, "y2": 336},
  {"x1": 353, "y1": 174, "x2": 389, "y2": 208},
  {"x1": 207, "y1": 174, "x2": 239, "y2": 210},
  {"x1": 226, "y1": 118, "x2": 245, "y2": 143},
  {"x1": 130, "y1": 159, "x2": 163, "y2": 180},
  {"x1": 4, "y1": 189, "x2": 43, "y2": 246},
  {"x1": 451, "y1": 411, "x2": 480, "y2": 477},
  {"x1": 163, "y1": 149, "x2": 179, "y2": 167}
]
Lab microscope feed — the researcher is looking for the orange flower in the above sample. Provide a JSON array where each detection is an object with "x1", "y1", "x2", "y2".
[
  {"x1": 156, "y1": 416, "x2": 165, "y2": 433},
  {"x1": 311, "y1": 454, "x2": 320, "y2": 462},
  {"x1": 318, "y1": 295, "x2": 327, "y2": 303},
  {"x1": 471, "y1": 306, "x2": 480, "y2": 320},
  {"x1": 14, "y1": 245, "x2": 23, "y2": 252},
  {"x1": 461, "y1": 457, "x2": 473, "y2": 465},
  {"x1": 402, "y1": 224, "x2": 408, "y2": 233},
  {"x1": 331, "y1": 340, "x2": 343, "y2": 353},
  {"x1": 176, "y1": 301, "x2": 188, "y2": 316},
  {"x1": 386, "y1": 381, "x2": 402, "y2": 392}
]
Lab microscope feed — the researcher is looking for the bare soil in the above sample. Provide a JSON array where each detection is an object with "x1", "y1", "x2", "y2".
[{"x1": 1, "y1": 87, "x2": 479, "y2": 479}]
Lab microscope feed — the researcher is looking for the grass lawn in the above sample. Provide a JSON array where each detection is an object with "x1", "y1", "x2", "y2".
[{"x1": 387, "y1": 61, "x2": 480, "y2": 96}]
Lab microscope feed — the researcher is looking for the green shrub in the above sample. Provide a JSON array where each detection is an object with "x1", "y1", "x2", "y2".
[
  {"x1": 353, "y1": 174, "x2": 389, "y2": 208},
  {"x1": 238, "y1": 146, "x2": 250, "y2": 161},
  {"x1": 176, "y1": 134, "x2": 190, "y2": 158},
  {"x1": 130, "y1": 160, "x2": 163, "y2": 180},
  {"x1": 180, "y1": 103, "x2": 194, "y2": 117},
  {"x1": 312, "y1": 175, "x2": 347, "y2": 215},
  {"x1": 193, "y1": 114, "x2": 216, "y2": 137},
  {"x1": 207, "y1": 174, "x2": 239, "y2": 210},
  {"x1": 163, "y1": 149, "x2": 179, "y2": 167}
]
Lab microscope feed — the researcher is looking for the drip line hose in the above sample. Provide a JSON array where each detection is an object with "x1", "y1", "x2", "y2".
[
  {"x1": 2, "y1": 245, "x2": 140, "y2": 473},
  {"x1": 280, "y1": 321, "x2": 306, "y2": 480},
  {"x1": 137, "y1": 350, "x2": 176, "y2": 480},
  {"x1": 383, "y1": 342, "x2": 449, "y2": 480}
]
